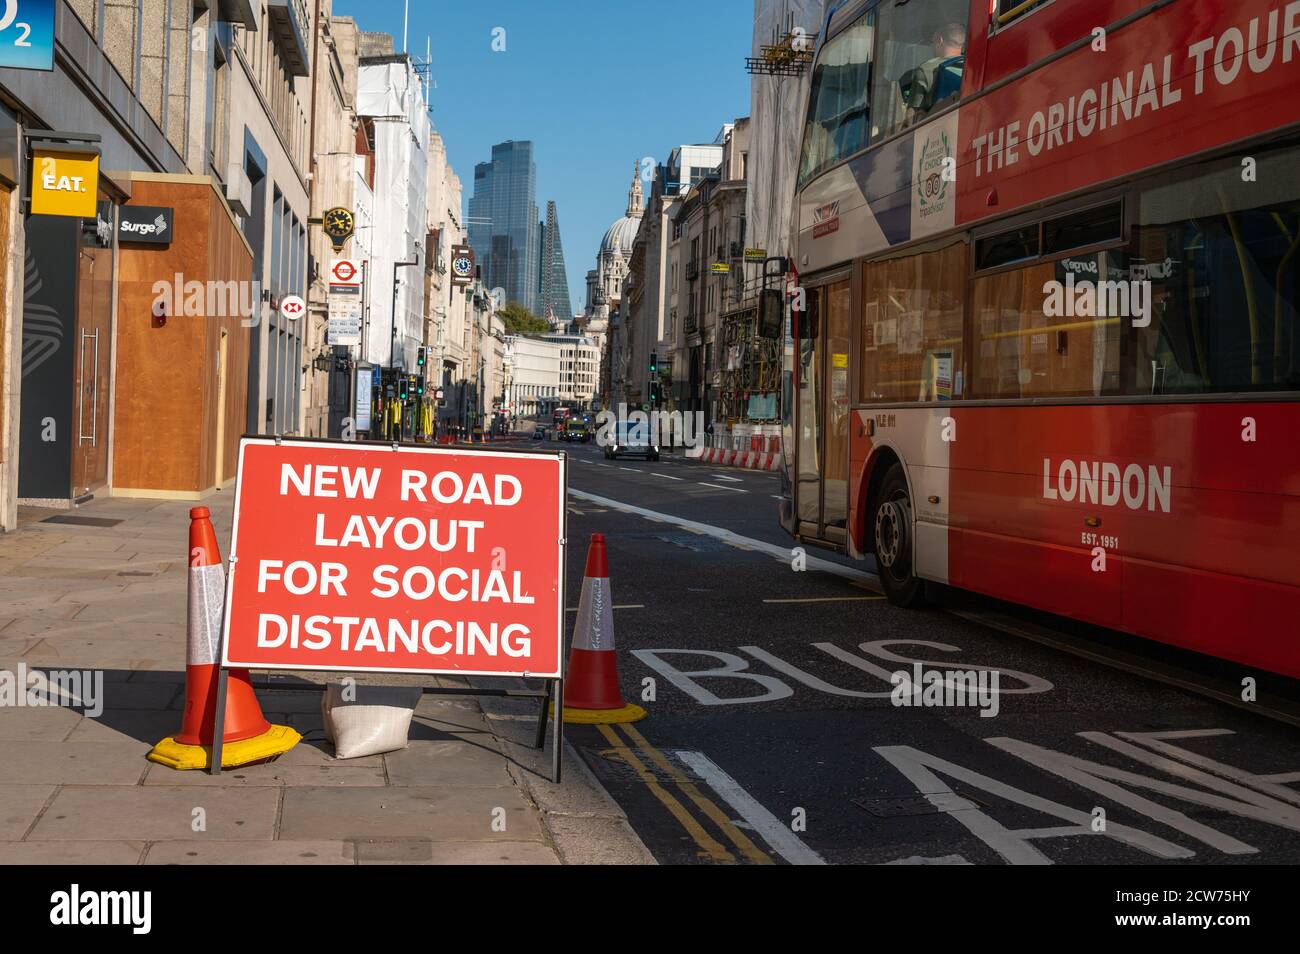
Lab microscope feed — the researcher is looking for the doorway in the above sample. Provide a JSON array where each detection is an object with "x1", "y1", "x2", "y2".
[{"x1": 794, "y1": 278, "x2": 851, "y2": 543}]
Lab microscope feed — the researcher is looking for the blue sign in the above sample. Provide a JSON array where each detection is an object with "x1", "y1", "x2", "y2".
[{"x1": 0, "y1": 0, "x2": 55, "y2": 72}]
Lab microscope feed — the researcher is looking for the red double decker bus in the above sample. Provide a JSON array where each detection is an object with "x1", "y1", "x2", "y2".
[{"x1": 780, "y1": 0, "x2": 1300, "y2": 677}]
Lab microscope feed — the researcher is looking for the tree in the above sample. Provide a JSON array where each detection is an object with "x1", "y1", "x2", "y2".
[{"x1": 498, "y1": 301, "x2": 551, "y2": 336}]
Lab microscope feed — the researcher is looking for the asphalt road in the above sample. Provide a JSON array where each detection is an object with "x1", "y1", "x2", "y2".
[{"x1": 524, "y1": 434, "x2": 1300, "y2": 866}]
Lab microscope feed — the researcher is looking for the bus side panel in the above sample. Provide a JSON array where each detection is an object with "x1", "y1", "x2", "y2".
[
  {"x1": 944, "y1": 402, "x2": 1300, "y2": 677},
  {"x1": 955, "y1": 1, "x2": 1300, "y2": 230}
]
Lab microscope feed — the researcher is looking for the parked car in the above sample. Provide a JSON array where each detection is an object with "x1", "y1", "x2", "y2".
[{"x1": 604, "y1": 420, "x2": 658, "y2": 460}]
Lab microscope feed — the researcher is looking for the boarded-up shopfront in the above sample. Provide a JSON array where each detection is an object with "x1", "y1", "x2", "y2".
[{"x1": 113, "y1": 174, "x2": 252, "y2": 497}]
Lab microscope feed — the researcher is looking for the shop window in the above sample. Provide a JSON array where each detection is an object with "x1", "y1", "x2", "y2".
[
  {"x1": 797, "y1": 13, "x2": 874, "y2": 187},
  {"x1": 860, "y1": 241, "x2": 967, "y2": 403},
  {"x1": 870, "y1": 0, "x2": 967, "y2": 141}
]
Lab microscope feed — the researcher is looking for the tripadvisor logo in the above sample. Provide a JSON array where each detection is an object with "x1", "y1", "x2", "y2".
[{"x1": 916, "y1": 129, "x2": 952, "y2": 219}]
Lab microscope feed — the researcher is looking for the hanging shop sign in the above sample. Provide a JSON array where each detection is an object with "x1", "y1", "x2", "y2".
[
  {"x1": 710, "y1": 262, "x2": 730, "y2": 273},
  {"x1": 118, "y1": 205, "x2": 174, "y2": 245},
  {"x1": 280, "y1": 295, "x2": 306, "y2": 321},
  {"x1": 743, "y1": 247, "x2": 767, "y2": 262},
  {"x1": 30, "y1": 147, "x2": 99, "y2": 217},
  {"x1": 0, "y1": 0, "x2": 55, "y2": 71}
]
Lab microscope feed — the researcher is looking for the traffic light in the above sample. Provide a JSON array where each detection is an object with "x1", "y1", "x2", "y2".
[
  {"x1": 649, "y1": 381, "x2": 660, "y2": 406},
  {"x1": 417, "y1": 346, "x2": 426, "y2": 369},
  {"x1": 398, "y1": 376, "x2": 408, "y2": 401},
  {"x1": 648, "y1": 351, "x2": 658, "y2": 377},
  {"x1": 415, "y1": 374, "x2": 425, "y2": 397}
]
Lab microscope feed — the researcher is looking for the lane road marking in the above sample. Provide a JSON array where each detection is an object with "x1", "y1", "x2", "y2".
[
  {"x1": 675, "y1": 749, "x2": 826, "y2": 865},
  {"x1": 698, "y1": 482, "x2": 747, "y2": 493},
  {"x1": 566, "y1": 487, "x2": 878, "y2": 588}
]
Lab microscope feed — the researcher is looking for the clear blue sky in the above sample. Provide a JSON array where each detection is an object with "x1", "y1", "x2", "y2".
[{"x1": 333, "y1": 0, "x2": 753, "y2": 315}]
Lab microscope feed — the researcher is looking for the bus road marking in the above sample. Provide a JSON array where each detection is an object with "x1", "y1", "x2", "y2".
[{"x1": 674, "y1": 749, "x2": 825, "y2": 865}]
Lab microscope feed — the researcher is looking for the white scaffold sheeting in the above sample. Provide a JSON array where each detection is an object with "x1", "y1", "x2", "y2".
[{"x1": 746, "y1": 0, "x2": 828, "y2": 262}]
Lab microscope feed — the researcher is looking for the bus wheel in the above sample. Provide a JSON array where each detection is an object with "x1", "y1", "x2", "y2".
[{"x1": 872, "y1": 463, "x2": 926, "y2": 607}]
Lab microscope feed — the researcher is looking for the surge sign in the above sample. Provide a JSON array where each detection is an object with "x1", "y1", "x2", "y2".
[{"x1": 221, "y1": 438, "x2": 566, "y2": 678}]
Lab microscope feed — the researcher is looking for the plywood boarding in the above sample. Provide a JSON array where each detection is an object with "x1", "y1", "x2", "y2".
[{"x1": 113, "y1": 179, "x2": 252, "y2": 492}]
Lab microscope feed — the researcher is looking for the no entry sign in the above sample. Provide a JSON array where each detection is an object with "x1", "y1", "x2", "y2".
[{"x1": 220, "y1": 438, "x2": 566, "y2": 678}]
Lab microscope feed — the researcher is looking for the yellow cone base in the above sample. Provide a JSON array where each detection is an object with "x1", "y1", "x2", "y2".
[
  {"x1": 551, "y1": 702, "x2": 648, "y2": 725},
  {"x1": 147, "y1": 724, "x2": 302, "y2": 770}
]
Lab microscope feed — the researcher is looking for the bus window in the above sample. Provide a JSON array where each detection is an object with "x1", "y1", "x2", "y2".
[
  {"x1": 797, "y1": 14, "x2": 874, "y2": 188},
  {"x1": 970, "y1": 256, "x2": 1124, "y2": 400},
  {"x1": 1128, "y1": 146, "x2": 1300, "y2": 395},
  {"x1": 869, "y1": 0, "x2": 967, "y2": 142},
  {"x1": 860, "y1": 241, "x2": 966, "y2": 404}
]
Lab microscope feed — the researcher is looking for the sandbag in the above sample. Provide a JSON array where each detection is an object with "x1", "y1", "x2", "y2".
[{"x1": 321, "y1": 683, "x2": 422, "y2": 759}]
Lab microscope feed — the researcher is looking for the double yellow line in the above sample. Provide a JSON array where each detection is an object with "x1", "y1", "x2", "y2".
[{"x1": 596, "y1": 723, "x2": 773, "y2": 864}]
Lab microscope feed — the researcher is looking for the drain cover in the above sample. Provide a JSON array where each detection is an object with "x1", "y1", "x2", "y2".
[
  {"x1": 42, "y1": 515, "x2": 123, "y2": 528},
  {"x1": 853, "y1": 796, "x2": 944, "y2": 818}
]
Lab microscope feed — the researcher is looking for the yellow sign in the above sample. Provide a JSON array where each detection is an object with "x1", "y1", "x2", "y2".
[
  {"x1": 31, "y1": 150, "x2": 99, "y2": 217},
  {"x1": 832, "y1": 352, "x2": 849, "y2": 368},
  {"x1": 710, "y1": 262, "x2": 730, "y2": 273}
]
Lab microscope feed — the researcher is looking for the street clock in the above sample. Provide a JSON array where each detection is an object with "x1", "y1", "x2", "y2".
[
  {"x1": 323, "y1": 207, "x2": 355, "y2": 251},
  {"x1": 450, "y1": 244, "x2": 475, "y2": 287}
]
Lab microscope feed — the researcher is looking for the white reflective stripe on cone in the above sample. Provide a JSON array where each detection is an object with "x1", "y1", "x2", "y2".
[
  {"x1": 187, "y1": 563, "x2": 226, "y2": 665},
  {"x1": 572, "y1": 576, "x2": 614, "y2": 652}
]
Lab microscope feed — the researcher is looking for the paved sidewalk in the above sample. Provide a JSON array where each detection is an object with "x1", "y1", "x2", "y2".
[{"x1": 0, "y1": 492, "x2": 652, "y2": 865}]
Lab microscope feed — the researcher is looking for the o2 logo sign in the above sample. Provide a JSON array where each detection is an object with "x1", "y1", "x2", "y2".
[{"x1": 0, "y1": 0, "x2": 54, "y2": 72}]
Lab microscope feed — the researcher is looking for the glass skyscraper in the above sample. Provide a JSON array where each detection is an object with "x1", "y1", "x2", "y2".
[
  {"x1": 538, "y1": 200, "x2": 573, "y2": 323},
  {"x1": 468, "y1": 140, "x2": 540, "y2": 314}
]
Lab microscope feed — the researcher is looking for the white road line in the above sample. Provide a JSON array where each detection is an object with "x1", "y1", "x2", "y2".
[
  {"x1": 674, "y1": 750, "x2": 827, "y2": 866},
  {"x1": 711, "y1": 474, "x2": 742, "y2": 482},
  {"x1": 566, "y1": 488, "x2": 877, "y2": 586},
  {"x1": 698, "y1": 482, "x2": 746, "y2": 493},
  {"x1": 566, "y1": 603, "x2": 644, "y2": 611},
  {"x1": 620, "y1": 467, "x2": 644, "y2": 473},
  {"x1": 763, "y1": 596, "x2": 884, "y2": 603},
  {"x1": 651, "y1": 472, "x2": 685, "y2": 481},
  {"x1": 771, "y1": 495, "x2": 782, "y2": 500}
]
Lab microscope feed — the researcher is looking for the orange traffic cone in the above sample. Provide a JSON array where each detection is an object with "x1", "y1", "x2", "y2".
[
  {"x1": 558, "y1": 533, "x2": 646, "y2": 724},
  {"x1": 148, "y1": 507, "x2": 300, "y2": 770}
]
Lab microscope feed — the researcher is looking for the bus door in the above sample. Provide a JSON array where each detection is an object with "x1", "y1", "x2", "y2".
[{"x1": 795, "y1": 278, "x2": 851, "y2": 544}]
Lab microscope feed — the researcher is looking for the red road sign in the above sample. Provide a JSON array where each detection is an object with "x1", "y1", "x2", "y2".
[
  {"x1": 330, "y1": 259, "x2": 361, "y2": 286},
  {"x1": 221, "y1": 438, "x2": 566, "y2": 678}
]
